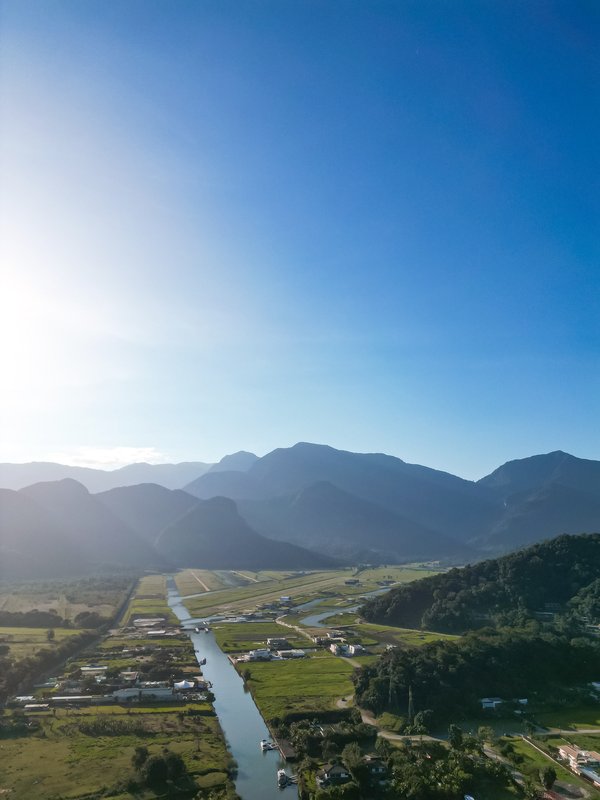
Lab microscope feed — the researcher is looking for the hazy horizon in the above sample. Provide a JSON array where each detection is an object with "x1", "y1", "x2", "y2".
[{"x1": 0, "y1": 440, "x2": 595, "y2": 484}]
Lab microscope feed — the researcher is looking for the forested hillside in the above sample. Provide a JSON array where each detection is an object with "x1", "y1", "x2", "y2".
[
  {"x1": 353, "y1": 628, "x2": 600, "y2": 723},
  {"x1": 361, "y1": 533, "x2": 600, "y2": 632}
]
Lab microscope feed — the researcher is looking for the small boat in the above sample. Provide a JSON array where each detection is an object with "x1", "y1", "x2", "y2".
[
  {"x1": 194, "y1": 627, "x2": 201, "y2": 633},
  {"x1": 260, "y1": 739, "x2": 271, "y2": 751},
  {"x1": 277, "y1": 769, "x2": 288, "y2": 787},
  {"x1": 200, "y1": 657, "x2": 207, "y2": 666}
]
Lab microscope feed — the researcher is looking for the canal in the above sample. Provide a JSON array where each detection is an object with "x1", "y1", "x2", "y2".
[{"x1": 166, "y1": 578, "x2": 291, "y2": 800}]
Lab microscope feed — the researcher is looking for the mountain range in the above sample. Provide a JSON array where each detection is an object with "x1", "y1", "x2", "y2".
[{"x1": 0, "y1": 444, "x2": 598, "y2": 577}]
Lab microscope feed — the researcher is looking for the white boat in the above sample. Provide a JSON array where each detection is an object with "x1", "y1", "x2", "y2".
[
  {"x1": 277, "y1": 769, "x2": 288, "y2": 787},
  {"x1": 260, "y1": 739, "x2": 271, "y2": 751}
]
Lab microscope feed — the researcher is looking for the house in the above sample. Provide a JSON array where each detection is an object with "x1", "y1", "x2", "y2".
[
  {"x1": 80, "y1": 665, "x2": 108, "y2": 676},
  {"x1": 316, "y1": 763, "x2": 352, "y2": 788},
  {"x1": 248, "y1": 649, "x2": 272, "y2": 661},
  {"x1": 558, "y1": 745, "x2": 600, "y2": 772},
  {"x1": 330, "y1": 643, "x2": 346, "y2": 656},
  {"x1": 119, "y1": 671, "x2": 139, "y2": 682},
  {"x1": 365, "y1": 755, "x2": 389, "y2": 783},
  {"x1": 113, "y1": 687, "x2": 175, "y2": 702},
  {"x1": 480, "y1": 697, "x2": 504, "y2": 710},
  {"x1": 133, "y1": 617, "x2": 166, "y2": 628},
  {"x1": 280, "y1": 596, "x2": 291, "y2": 603},
  {"x1": 344, "y1": 579, "x2": 359, "y2": 585},
  {"x1": 327, "y1": 630, "x2": 345, "y2": 638},
  {"x1": 347, "y1": 644, "x2": 365, "y2": 656},
  {"x1": 580, "y1": 768, "x2": 600, "y2": 787},
  {"x1": 113, "y1": 688, "x2": 141, "y2": 701},
  {"x1": 139, "y1": 687, "x2": 175, "y2": 701},
  {"x1": 277, "y1": 649, "x2": 306, "y2": 658},
  {"x1": 267, "y1": 638, "x2": 289, "y2": 649},
  {"x1": 24, "y1": 703, "x2": 50, "y2": 712}
]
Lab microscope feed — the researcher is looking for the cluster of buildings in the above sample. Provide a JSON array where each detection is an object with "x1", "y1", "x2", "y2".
[
  {"x1": 313, "y1": 630, "x2": 366, "y2": 657},
  {"x1": 558, "y1": 745, "x2": 600, "y2": 787},
  {"x1": 236, "y1": 635, "x2": 307, "y2": 662},
  {"x1": 10, "y1": 616, "x2": 211, "y2": 711},
  {"x1": 11, "y1": 665, "x2": 210, "y2": 711}
]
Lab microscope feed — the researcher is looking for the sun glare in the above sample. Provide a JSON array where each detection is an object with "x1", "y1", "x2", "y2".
[{"x1": 0, "y1": 273, "x2": 59, "y2": 407}]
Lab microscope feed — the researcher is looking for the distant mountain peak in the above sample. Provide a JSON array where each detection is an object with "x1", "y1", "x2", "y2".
[
  {"x1": 209, "y1": 451, "x2": 258, "y2": 473},
  {"x1": 22, "y1": 477, "x2": 90, "y2": 497}
]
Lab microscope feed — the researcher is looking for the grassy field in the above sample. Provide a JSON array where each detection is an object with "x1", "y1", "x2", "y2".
[
  {"x1": 0, "y1": 626, "x2": 86, "y2": 659},
  {"x1": 120, "y1": 575, "x2": 178, "y2": 626},
  {"x1": 0, "y1": 705, "x2": 233, "y2": 799},
  {"x1": 0, "y1": 572, "x2": 236, "y2": 799},
  {"x1": 0, "y1": 576, "x2": 132, "y2": 623},
  {"x1": 213, "y1": 621, "x2": 308, "y2": 653},
  {"x1": 545, "y1": 732, "x2": 600, "y2": 751},
  {"x1": 183, "y1": 564, "x2": 446, "y2": 619},
  {"x1": 239, "y1": 650, "x2": 355, "y2": 722},
  {"x1": 535, "y1": 704, "x2": 600, "y2": 730},
  {"x1": 351, "y1": 621, "x2": 459, "y2": 648},
  {"x1": 185, "y1": 569, "x2": 352, "y2": 616}
]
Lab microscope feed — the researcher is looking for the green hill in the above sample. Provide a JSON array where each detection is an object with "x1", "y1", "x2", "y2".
[{"x1": 361, "y1": 532, "x2": 600, "y2": 632}]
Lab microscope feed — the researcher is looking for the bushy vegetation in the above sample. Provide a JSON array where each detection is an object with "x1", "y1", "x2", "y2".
[
  {"x1": 353, "y1": 626, "x2": 600, "y2": 722},
  {"x1": 362, "y1": 534, "x2": 600, "y2": 632},
  {"x1": 385, "y1": 737, "x2": 518, "y2": 800},
  {"x1": 0, "y1": 629, "x2": 96, "y2": 702}
]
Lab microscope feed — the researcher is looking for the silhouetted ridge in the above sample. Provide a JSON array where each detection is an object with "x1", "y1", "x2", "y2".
[{"x1": 155, "y1": 496, "x2": 337, "y2": 569}]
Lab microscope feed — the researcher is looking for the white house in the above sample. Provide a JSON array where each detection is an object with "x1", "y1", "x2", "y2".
[
  {"x1": 480, "y1": 697, "x2": 503, "y2": 710},
  {"x1": 347, "y1": 644, "x2": 364, "y2": 656},
  {"x1": 248, "y1": 649, "x2": 272, "y2": 661}
]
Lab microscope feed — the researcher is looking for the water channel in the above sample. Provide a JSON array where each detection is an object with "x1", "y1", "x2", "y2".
[
  {"x1": 166, "y1": 578, "x2": 290, "y2": 800},
  {"x1": 297, "y1": 588, "x2": 391, "y2": 628}
]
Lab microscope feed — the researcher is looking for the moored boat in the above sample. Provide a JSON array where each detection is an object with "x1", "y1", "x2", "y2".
[{"x1": 277, "y1": 769, "x2": 288, "y2": 787}]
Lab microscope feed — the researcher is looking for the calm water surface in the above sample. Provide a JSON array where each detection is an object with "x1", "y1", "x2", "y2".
[{"x1": 166, "y1": 578, "x2": 290, "y2": 800}]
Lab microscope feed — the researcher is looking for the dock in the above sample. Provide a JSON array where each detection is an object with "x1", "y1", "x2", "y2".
[{"x1": 273, "y1": 736, "x2": 297, "y2": 761}]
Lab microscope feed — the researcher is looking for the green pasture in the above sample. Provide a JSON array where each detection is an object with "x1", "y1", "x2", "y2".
[
  {"x1": 0, "y1": 576, "x2": 132, "y2": 623},
  {"x1": 185, "y1": 569, "x2": 353, "y2": 616},
  {"x1": 0, "y1": 705, "x2": 233, "y2": 800},
  {"x1": 535, "y1": 704, "x2": 600, "y2": 731},
  {"x1": 213, "y1": 621, "x2": 308, "y2": 653},
  {"x1": 175, "y1": 568, "x2": 233, "y2": 595},
  {"x1": 353, "y1": 621, "x2": 459, "y2": 648},
  {"x1": 0, "y1": 626, "x2": 86, "y2": 659},
  {"x1": 239, "y1": 650, "x2": 355, "y2": 721},
  {"x1": 545, "y1": 732, "x2": 600, "y2": 752},
  {"x1": 119, "y1": 575, "x2": 178, "y2": 625},
  {"x1": 183, "y1": 564, "x2": 445, "y2": 619}
]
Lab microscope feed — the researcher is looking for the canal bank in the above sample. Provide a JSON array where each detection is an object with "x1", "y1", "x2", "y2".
[{"x1": 166, "y1": 578, "x2": 292, "y2": 800}]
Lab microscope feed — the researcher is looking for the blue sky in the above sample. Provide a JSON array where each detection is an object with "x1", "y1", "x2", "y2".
[{"x1": 0, "y1": 0, "x2": 598, "y2": 478}]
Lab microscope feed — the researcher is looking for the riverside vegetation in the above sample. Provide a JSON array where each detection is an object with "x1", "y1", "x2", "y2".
[{"x1": 0, "y1": 575, "x2": 236, "y2": 800}]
